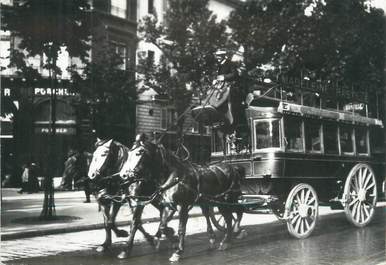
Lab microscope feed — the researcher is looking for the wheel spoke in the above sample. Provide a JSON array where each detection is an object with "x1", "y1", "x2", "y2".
[
  {"x1": 355, "y1": 203, "x2": 361, "y2": 223},
  {"x1": 300, "y1": 189, "x2": 305, "y2": 204},
  {"x1": 295, "y1": 218, "x2": 302, "y2": 233},
  {"x1": 304, "y1": 218, "x2": 310, "y2": 231},
  {"x1": 300, "y1": 219, "x2": 305, "y2": 234},
  {"x1": 351, "y1": 200, "x2": 359, "y2": 216},
  {"x1": 305, "y1": 190, "x2": 311, "y2": 204},
  {"x1": 365, "y1": 182, "x2": 375, "y2": 191},
  {"x1": 353, "y1": 176, "x2": 359, "y2": 192},
  {"x1": 362, "y1": 204, "x2": 369, "y2": 220},
  {"x1": 362, "y1": 171, "x2": 371, "y2": 189},
  {"x1": 307, "y1": 196, "x2": 315, "y2": 205},
  {"x1": 295, "y1": 194, "x2": 301, "y2": 204},
  {"x1": 349, "y1": 197, "x2": 359, "y2": 207},
  {"x1": 359, "y1": 204, "x2": 364, "y2": 223},
  {"x1": 291, "y1": 213, "x2": 301, "y2": 225},
  {"x1": 357, "y1": 171, "x2": 363, "y2": 189},
  {"x1": 294, "y1": 215, "x2": 302, "y2": 232}
]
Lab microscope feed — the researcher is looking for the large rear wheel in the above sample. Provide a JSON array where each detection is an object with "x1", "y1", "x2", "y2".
[
  {"x1": 343, "y1": 163, "x2": 377, "y2": 227},
  {"x1": 285, "y1": 183, "x2": 319, "y2": 239}
]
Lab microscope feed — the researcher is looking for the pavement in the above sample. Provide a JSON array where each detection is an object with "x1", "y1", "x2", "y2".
[{"x1": 1, "y1": 188, "x2": 203, "y2": 241}]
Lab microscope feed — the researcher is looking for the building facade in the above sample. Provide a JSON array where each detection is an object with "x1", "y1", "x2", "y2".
[{"x1": 0, "y1": 0, "x2": 137, "y2": 185}]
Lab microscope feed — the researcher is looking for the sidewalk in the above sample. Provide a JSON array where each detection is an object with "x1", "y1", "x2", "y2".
[{"x1": 1, "y1": 188, "x2": 202, "y2": 241}]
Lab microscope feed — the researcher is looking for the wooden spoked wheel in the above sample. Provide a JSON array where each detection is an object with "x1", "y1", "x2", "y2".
[
  {"x1": 343, "y1": 163, "x2": 377, "y2": 227},
  {"x1": 285, "y1": 183, "x2": 319, "y2": 239},
  {"x1": 209, "y1": 207, "x2": 240, "y2": 233}
]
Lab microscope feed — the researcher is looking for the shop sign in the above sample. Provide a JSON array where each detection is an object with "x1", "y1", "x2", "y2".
[
  {"x1": 35, "y1": 127, "x2": 76, "y2": 135},
  {"x1": 34, "y1": 88, "x2": 77, "y2": 97},
  {"x1": 344, "y1": 103, "x2": 365, "y2": 112}
]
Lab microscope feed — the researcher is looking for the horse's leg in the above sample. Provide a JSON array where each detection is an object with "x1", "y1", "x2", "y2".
[
  {"x1": 96, "y1": 202, "x2": 113, "y2": 252},
  {"x1": 169, "y1": 205, "x2": 189, "y2": 262},
  {"x1": 218, "y1": 207, "x2": 233, "y2": 251},
  {"x1": 156, "y1": 205, "x2": 178, "y2": 250},
  {"x1": 136, "y1": 218, "x2": 156, "y2": 247},
  {"x1": 117, "y1": 205, "x2": 144, "y2": 259},
  {"x1": 152, "y1": 201, "x2": 176, "y2": 243},
  {"x1": 200, "y1": 205, "x2": 216, "y2": 249},
  {"x1": 234, "y1": 207, "x2": 247, "y2": 239},
  {"x1": 110, "y1": 202, "x2": 129, "y2": 238}
]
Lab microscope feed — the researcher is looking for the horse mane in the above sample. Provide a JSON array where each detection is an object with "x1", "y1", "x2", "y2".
[
  {"x1": 157, "y1": 144, "x2": 189, "y2": 172},
  {"x1": 111, "y1": 140, "x2": 130, "y2": 173}
]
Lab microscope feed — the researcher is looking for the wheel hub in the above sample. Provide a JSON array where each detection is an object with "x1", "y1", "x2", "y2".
[
  {"x1": 358, "y1": 189, "x2": 366, "y2": 202},
  {"x1": 298, "y1": 204, "x2": 310, "y2": 218}
]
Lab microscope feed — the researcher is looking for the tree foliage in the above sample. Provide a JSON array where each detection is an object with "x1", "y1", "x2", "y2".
[
  {"x1": 70, "y1": 41, "x2": 137, "y2": 143},
  {"x1": 1, "y1": 0, "x2": 91, "y2": 76},
  {"x1": 137, "y1": 0, "x2": 231, "y2": 135},
  {"x1": 229, "y1": 0, "x2": 385, "y2": 88}
]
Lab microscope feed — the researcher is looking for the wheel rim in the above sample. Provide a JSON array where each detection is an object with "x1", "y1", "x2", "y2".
[
  {"x1": 286, "y1": 184, "x2": 318, "y2": 239},
  {"x1": 344, "y1": 164, "x2": 377, "y2": 227}
]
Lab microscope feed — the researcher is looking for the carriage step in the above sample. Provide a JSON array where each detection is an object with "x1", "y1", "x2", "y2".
[{"x1": 238, "y1": 195, "x2": 279, "y2": 208}]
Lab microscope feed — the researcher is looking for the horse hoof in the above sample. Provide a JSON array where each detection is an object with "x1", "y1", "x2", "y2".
[
  {"x1": 146, "y1": 236, "x2": 156, "y2": 247},
  {"x1": 116, "y1": 229, "x2": 129, "y2": 238},
  {"x1": 154, "y1": 237, "x2": 161, "y2": 250},
  {"x1": 169, "y1": 253, "x2": 181, "y2": 262},
  {"x1": 209, "y1": 238, "x2": 216, "y2": 250},
  {"x1": 218, "y1": 242, "x2": 230, "y2": 251},
  {"x1": 236, "y1": 229, "x2": 248, "y2": 240},
  {"x1": 96, "y1": 245, "x2": 108, "y2": 252},
  {"x1": 117, "y1": 251, "x2": 129, "y2": 259}
]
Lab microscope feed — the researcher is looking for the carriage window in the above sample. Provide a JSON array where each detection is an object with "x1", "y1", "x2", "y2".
[
  {"x1": 212, "y1": 128, "x2": 224, "y2": 154},
  {"x1": 324, "y1": 123, "x2": 338, "y2": 154},
  {"x1": 254, "y1": 119, "x2": 280, "y2": 149},
  {"x1": 340, "y1": 125, "x2": 354, "y2": 154},
  {"x1": 355, "y1": 127, "x2": 368, "y2": 154},
  {"x1": 284, "y1": 116, "x2": 303, "y2": 151},
  {"x1": 305, "y1": 121, "x2": 321, "y2": 152}
]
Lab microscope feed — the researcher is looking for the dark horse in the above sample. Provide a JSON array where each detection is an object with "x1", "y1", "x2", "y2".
[
  {"x1": 87, "y1": 138, "x2": 175, "y2": 258},
  {"x1": 128, "y1": 142, "x2": 245, "y2": 262}
]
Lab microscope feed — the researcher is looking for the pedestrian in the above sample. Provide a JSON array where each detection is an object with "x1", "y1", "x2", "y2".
[
  {"x1": 28, "y1": 162, "x2": 40, "y2": 192},
  {"x1": 77, "y1": 151, "x2": 92, "y2": 203},
  {"x1": 60, "y1": 149, "x2": 78, "y2": 191},
  {"x1": 18, "y1": 163, "x2": 29, "y2": 193}
]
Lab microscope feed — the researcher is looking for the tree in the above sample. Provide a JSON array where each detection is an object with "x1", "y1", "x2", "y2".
[
  {"x1": 70, "y1": 40, "x2": 137, "y2": 145},
  {"x1": 2, "y1": 0, "x2": 91, "y2": 219},
  {"x1": 137, "y1": 0, "x2": 231, "y2": 140},
  {"x1": 228, "y1": 0, "x2": 385, "y2": 90}
]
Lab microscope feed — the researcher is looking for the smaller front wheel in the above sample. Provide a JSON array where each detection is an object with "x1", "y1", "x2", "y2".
[
  {"x1": 209, "y1": 207, "x2": 241, "y2": 235},
  {"x1": 285, "y1": 183, "x2": 319, "y2": 239}
]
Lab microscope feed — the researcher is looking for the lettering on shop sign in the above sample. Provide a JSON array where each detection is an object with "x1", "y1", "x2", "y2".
[
  {"x1": 3, "y1": 88, "x2": 11, "y2": 97},
  {"x1": 34, "y1": 88, "x2": 77, "y2": 96},
  {"x1": 344, "y1": 103, "x2": 365, "y2": 112},
  {"x1": 35, "y1": 127, "x2": 76, "y2": 135}
]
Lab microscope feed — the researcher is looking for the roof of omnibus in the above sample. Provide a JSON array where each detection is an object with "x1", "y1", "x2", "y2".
[{"x1": 246, "y1": 101, "x2": 384, "y2": 127}]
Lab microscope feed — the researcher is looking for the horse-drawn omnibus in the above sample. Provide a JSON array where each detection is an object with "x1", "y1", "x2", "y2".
[{"x1": 195, "y1": 78, "x2": 385, "y2": 238}]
